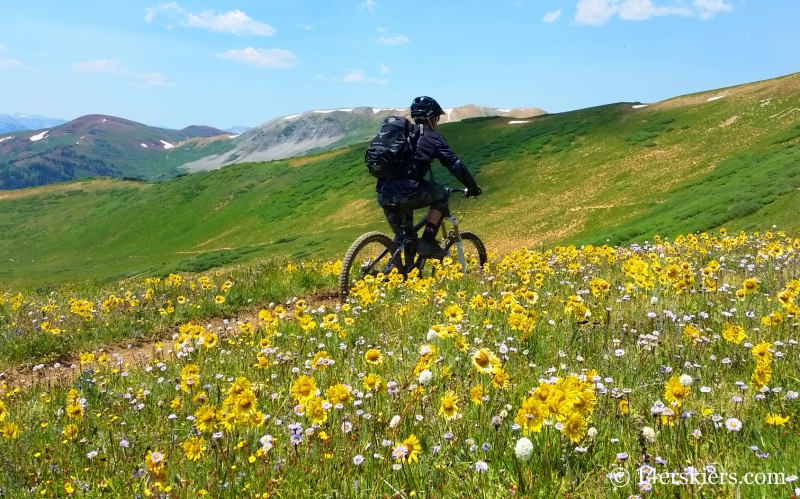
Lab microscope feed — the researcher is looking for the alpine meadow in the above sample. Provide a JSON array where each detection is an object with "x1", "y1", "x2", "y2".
[{"x1": 1, "y1": 71, "x2": 800, "y2": 499}]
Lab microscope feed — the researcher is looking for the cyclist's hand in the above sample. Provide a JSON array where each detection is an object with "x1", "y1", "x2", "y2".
[{"x1": 466, "y1": 185, "x2": 482, "y2": 198}]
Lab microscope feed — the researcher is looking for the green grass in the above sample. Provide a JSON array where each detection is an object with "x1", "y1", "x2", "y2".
[
  {"x1": 2, "y1": 72, "x2": 800, "y2": 288},
  {"x1": 0, "y1": 260, "x2": 335, "y2": 369},
  {"x1": 584, "y1": 134, "x2": 800, "y2": 245}
]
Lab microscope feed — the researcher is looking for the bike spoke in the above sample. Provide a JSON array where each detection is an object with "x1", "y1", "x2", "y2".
[{"x1": 349, "y1": 243, "x2": 394, "y2": 281}]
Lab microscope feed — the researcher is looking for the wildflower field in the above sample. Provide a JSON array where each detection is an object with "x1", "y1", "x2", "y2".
[{"x1": 2, "y1": 229, "x2": 800, "y2": 498}]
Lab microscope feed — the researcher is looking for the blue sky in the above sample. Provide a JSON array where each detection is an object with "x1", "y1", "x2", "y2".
[{"x1": 0, "y1": 0, "x2": 798, "y2": 129}]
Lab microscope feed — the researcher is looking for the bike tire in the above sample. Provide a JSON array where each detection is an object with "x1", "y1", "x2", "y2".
[
  {"x1": 339, "y1": 231, "x2": 398, "y2": 300},
  {"x1": 442, "y1": 231, "x2": 488, "y2": 271}
]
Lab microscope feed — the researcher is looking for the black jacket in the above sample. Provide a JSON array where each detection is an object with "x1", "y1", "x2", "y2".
[{"x1": 376, "y1": 124, "x2": 477, "y2": 196}]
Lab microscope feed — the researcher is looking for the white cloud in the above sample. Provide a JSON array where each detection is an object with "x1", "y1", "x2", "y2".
[
  {"x1": 575, "y1": 0, "x2": 732, "y2": 25},
  {"x1": 218, "y1": 48, "x2": 298, "y2": 68},
  {"x1": 0, "y1": 44, "x2": 24, "y2": 69},
  {"x1": 295, "y1": 23, "x2": 313, "y2": 30},
  {"x1": 137, "y1": 73, "x2": 169, "y2": 87},
  {"x1": 72, "y1": 59, "x2": 131, "y2": 76},
  {"x1": 380, "y1": 64, "x2": 390, "y2": 74},
  {"x1": 186, "y1": 10, "x2": 275, "y2": 36},
  {"x1": 618, "y1": 0, "x2": 690, "y2": 20},
  {"x1": 344, "y1": 69, "x2": 386, "y2": 84},
  {"x1": 694, "y1": 0, "x2": 733, "y2": 19},
  {"x1": 343, "y1": 70, "x2": 366, "y2": 83},
  {"x1": 318, "y1": 69, "x2": 387, "y2": 84},
  {"x1": 0, "y1": 59, "x2": 23, "y2": 69},
  {"x1": 542, "y1": 9, "x2": 562, "y2": 22},
  {"x1": 146, "y1": 4, "x2": 276, "y2": 36},
  {"x1": 361, "y1": 0, "x2": 377, "y2": 12},
  {"x1": 376, "y1": 34, "x2": 409, "y2": 46},
  {"x1": 72, "y1": 59, "x2": 169, "y2": 87},
  {"x1": 144, "y1": 2, "x2": 182, "y2": 22},
  {"x1": 575, "y1": 0, "x2": 616, "y2": 25}
]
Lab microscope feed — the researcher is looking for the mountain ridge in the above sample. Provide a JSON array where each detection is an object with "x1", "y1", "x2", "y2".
[
  {"x1": 1, "y1": 71, "x2": 799, "y2": 286},
  {"x1": 0, "y1": 105, "x2": 546, "y2": 188},
  {"x1": 180, "y1": 104, "x2": 547, "y2": 172},
  {"x1": 0, "y1": 113, "x2": 68, "y2": 133},
  {"x1": 0, "y1": 115, "x2": 232, "y2": 189}
]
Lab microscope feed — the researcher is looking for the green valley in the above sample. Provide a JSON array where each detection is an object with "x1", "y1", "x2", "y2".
[{"x1": 1, "y1": 72, "x2": 799, "y2": 288}]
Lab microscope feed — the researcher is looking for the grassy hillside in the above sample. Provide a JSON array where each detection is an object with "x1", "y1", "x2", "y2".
[{"x1": 1, "y1": 72, "x2": 799, "y2": 288}]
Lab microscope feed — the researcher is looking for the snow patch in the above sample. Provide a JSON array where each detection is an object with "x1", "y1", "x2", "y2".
[
  {"x1": 102, "y1": 118, "x2": 106, "y2": 123},
  {"x1": 632, "y1": 104, "x2": 648, "y2": 109},
  {"x1": 161, "y1": 140, "x2": 175, "y2": 150},
  {"x1": 141, "y1": 143, "x2": 148, "y2": 148},
  {"x1": 508, "y1": 120, "x2": 530, "y2": 125},
  {"x1": 312, "y1": 109, "x2": 353, "y2": 114},
  {"x1": 30, "y1": 131, "x2": 48, "y2": 142},
  {"x1": 497, "y1": 109, "x2": 511, "y2": 113},
  {"x1": 228, "y1": 135, "x2": 240, "y2": 139},
  {"x1": 284, "y1": 114, "x2": 301, "y2": 120},
  {"x1": 0, "y1": 137, "x2": 12, "y2": 144},
  {"x1": 707, "y1": 95, "x2": 725, "y2": 102}
]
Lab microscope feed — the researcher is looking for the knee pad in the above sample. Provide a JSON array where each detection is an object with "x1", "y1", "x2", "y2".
[{"x1": 432, "y1": 199, "x2": 449, "y2": 215}]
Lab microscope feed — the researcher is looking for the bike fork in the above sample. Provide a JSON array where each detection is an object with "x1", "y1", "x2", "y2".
[{"x1": 443, "y1": 216, "x2": 468, "y2": 273}]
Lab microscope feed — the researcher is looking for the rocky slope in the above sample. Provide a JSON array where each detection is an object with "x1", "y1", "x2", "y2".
[{"x1": 181, "y1": 105, "x2": 546, "y2": 171}]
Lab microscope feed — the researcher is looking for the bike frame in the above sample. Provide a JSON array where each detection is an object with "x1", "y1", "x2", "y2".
[
  {"x1": 357, "y1": 187, "x2": 470, "y2": 278},
  {"x1": 392, "y1": 211, "x2": 467, "y2": 275}
]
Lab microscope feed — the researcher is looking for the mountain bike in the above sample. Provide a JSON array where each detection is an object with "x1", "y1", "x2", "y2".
[{"x1": 338, "y1": 187, "x2": 488, "y2": 300}]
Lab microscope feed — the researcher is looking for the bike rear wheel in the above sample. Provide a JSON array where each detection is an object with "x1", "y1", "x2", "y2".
[
  {"x1": 339, "y1": 231, "x2": 398, "y2": 300},
  {"x1": 443, "y1": 231, "x2": 488, "y2": 271}
]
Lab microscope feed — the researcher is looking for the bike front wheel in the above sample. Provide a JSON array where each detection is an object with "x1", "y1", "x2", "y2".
[
  {"x1": 339, "y1": 231, "x2": 398, "y2": 300},
  {"x1": 443, "y1": 231, "x2": 488, "y2": 271}
]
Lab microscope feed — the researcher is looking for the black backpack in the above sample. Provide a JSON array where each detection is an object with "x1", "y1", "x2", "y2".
[{"x1": 364, "y1": 115, "x2": 415, "y2": 178}]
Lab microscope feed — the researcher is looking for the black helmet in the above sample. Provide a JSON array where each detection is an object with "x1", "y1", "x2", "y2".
[{"x1": 410, "y1": 96, "x2": 445, "y2": 119}]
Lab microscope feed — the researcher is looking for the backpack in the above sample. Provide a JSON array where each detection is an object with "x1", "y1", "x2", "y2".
[{"x1": 364, "y1": 115, "x2": 415, "y2": 178}]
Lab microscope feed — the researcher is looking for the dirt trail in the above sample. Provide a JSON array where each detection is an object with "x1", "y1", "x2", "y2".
[{"x1": 0, "y1": 292, "x2": 340, "y2": 393}]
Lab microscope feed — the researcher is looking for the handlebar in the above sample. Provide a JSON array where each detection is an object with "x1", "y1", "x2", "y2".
[{"x1": 445, "y1": 187, "x2": 469, "y2": 195}]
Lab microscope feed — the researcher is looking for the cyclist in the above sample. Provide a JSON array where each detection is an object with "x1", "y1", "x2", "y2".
[{"x1": 376, "y1": 96, "x2": 482, "y2": 258}]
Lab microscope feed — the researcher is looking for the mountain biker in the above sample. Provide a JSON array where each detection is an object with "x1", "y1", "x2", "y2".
[{"x1": 376, "y1": 96, "x2": 482, "y2": 258}]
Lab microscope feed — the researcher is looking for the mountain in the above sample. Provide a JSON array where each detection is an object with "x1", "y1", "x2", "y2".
[
  {"x1": 0, "y1": 106, "x2": 542, "y2": 188},
  {"x1": 179, "y1": 125, "x2": 228, "y2": 139},
  {"x1": 0, "y1": 115, "x2": 234, "y2": 189},
  {"x1": 1, "y1": 72, "x2": 799, "y2": 286},
  {"x1": 441, "y1": 104, "x2": 545, "y2": 123},
  {"x1": 225, "y1": 126, "x2": 251, "y2": 135},
  {"x1": 0, "y1": 113, "x2": 68, "y2": 133},
  {"x1": 181, "y1": 105, "x2": 546, "y2": 171}
]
